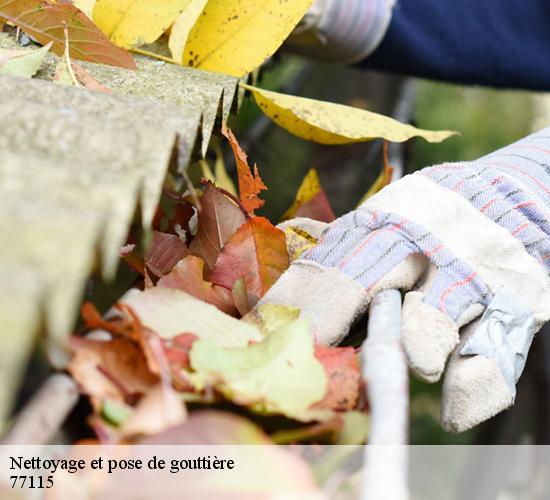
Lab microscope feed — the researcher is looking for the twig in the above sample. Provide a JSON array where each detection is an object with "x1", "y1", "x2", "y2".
[
  {"x1": 361, "y1": 79, "x2": 416, "y2": 500},
  {"x1": 362, "y1": 290, "x2": 408, "y2": 500},
  {"x1": 1, "y1": 374, "x2": 78, "y2": 445}
]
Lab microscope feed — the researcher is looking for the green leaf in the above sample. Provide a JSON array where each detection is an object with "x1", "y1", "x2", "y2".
[
  {"x1": 189, "y1": 318, "x2": 329, "y2": 421},
  {"x1": 0, "y1": 42, "x2": 52, "y2": 78}
]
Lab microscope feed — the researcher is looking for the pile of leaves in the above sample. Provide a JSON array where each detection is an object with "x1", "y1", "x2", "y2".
[{"x1": 68, "y1": 127, "x2": 368, "y2": 446}]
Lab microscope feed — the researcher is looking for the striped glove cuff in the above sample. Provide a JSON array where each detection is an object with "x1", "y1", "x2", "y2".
[{"x1": 287, "y1": 0, "x2": 396, "y2": 64}]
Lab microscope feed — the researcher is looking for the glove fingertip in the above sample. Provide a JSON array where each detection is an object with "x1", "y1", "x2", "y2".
[
  {"x1": 441, "y1": 354, "x2": 514, "y2": 433},
  {"x1": 402, "y1": 291, "x2": 459, "y2": 383}
]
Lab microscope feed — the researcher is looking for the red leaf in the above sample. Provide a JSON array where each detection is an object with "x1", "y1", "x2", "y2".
[
  {"x1": 313, "y1": 346, "x2": 361, "y2": 411},
  {"x1": 145, "y1": 232, "x2": 188, "y2": 279},
  {"x1": 189, "y1": 181, "x2": 247, "y2": 270},
  {"x1": 0, "y1": 0, "x2": 136, "y2": 69},
  {"x1": 157, "y1": 255, "x2": 237, "y2": 315},
  {"x1": 282, "y1": 168, "x2": 335, "y2": 223},
  {"x1": 211, "y1": 216, "x2": 289, "y2": 298},
  {"x1": 222, "y1": 124, "x2": 267, "y2": 215},
  {"x1": 294, "y1": 190, "x2": 335, "y2": 222}
]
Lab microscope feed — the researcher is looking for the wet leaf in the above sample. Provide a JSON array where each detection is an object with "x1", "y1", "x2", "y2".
[
  {"x1": 313, "y1": 346, "x2": 361, "y2": 411},
  {"x1": 211, "y1": 216, "x2": 289, "y2": 298},
  {"x1": 222, "y1": 124, "x2": 267, "y2": 214},
  {"x1": 0, "y1": 0, "x2": 136, "y2": 68},
  {"x1": 189, "y1": 181, "x2": 247, "y2": 269},
  {"x1": 242, "y1": 83, "x2": 459, "y2": 144},
  {"x1": 121, "y1": 287, "x2": 263, "y2": 347},
  {"x1": 158, "y1": 255, "x2": 237, "y2": 315},
  {"x1": 93, "y1": 0, "x2": 191, "y2": 49},
  {"x1": 0, "y1": 42, "x2": 52, "y2": 78},
  {"x1": 282, "y1": 168, "x2": 335, "y2": 222},
  {"x1": 189, "y1": 317, "x2": 328, "y2": 420},
  {"x1": 182, "y1": 0, "x2": 313, "y2": 77}
]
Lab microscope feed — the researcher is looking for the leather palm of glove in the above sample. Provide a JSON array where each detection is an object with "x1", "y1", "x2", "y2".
[
  {"x1": 261, "y1": 128, "x2": 550, "y2": 432},
  {"x1": 285, "y1": 0, "x2": 396, "y2": 64}
]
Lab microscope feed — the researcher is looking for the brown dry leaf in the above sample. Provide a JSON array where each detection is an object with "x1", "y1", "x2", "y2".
[
  {"x1": 222, "y1": 124, "x2": 267, "y2": 215},
  {"x1": 189, "y1": 181, "x2": 246, "y2": 270},
  {"x1": 313, "y1": 345, "x2": 361, "y2": 411},
  {"x1": 0, "y1": 0, "x2": 136, "y2": 68},
  {"x1": 68, "y1": 336, "x2": 159, "y2": 412},
  {"x1": 282, "y1": 168, "x2": 335, "y2": 223},
  {"x1": 211, "y1": 216, "x2": 289, "y2": 299},
  {"x1": 158, "y1": 255, "x2": 237, "y2": 315}
]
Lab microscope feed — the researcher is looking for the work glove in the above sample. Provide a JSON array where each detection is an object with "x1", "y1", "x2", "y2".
[
  {"x1": 261, "y1": 128, "x2": 550, "y2": 432},
  {"x1": 285, "y1": 0, "x2": 396, "y2": 64}
]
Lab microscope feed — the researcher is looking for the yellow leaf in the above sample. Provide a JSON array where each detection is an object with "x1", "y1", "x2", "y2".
[
  {"x1": 282, "y1": 168, "x2": 335, "y2": 222},
  {"x1": 168, "y1": 0, "x2": 207, "y2": 64},
  {"x1": 73, "y1": 0, "x2": 96, "y2": 18},
  {"x1": 182, "y1": 0, "x2": 313, "y2": 77},
  {"x1": 283, "y1": 225, "x2": 318, "y2": 261},
  {"x1": 93, "y1": 0, "x2": 191, "y2": 48},
  {"x1": 242, "y1": 83, "x2": 459, "y2": 144}
]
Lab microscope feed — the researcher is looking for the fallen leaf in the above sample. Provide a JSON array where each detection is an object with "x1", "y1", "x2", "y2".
[
  {"x1": 158, "y1": 255, "x2": 237, "y2": 315},
  {"x1": 283, "y1": 225, "x2": 318, "y2": 261},
  {"x1": 55, "y1": 59, "x2": 112, "y2": 92},
  {"x1": 168, "y1": 0, "x2": 207, "y2": 64},
  {"x1": 242, "y1": 303, "x2": 300, "y2": 335},
  {"x1": 121, "y1": 287, "x2": 263, "y2": 347},
  {"x1": 231, "y1": 276, "x2": 251, "y2": 316},
  {"x1": 68, "y1": 336, "x2": 159, "y2": 411},
  {"x1": 0, "y1": 42, "x2": 52, "y2": 78},
  {"x1": 144, "y1": 231, "x2": 189, "y2": 279},
  {"x1": 282, "y1": 168, "x2": 335, "y2": 222},
  {"x1": 222, "y1": 125, "x2": 267, "y2": 214},
  {"x1": 93, "y1": 0, "x2": 191, "y2": 49},
  {"x1": 0, "y1": 0, "x2": 136, "y2": 68},
  {"x1": 270, "y1": 415, "x2": 344, "y2": 444},
  {"x1": 211, "y1": 216, "x2": 289, "y2": 299},
  {"x1": 182, "y1": 0, "x2": 313, "y2": 77},
  {"x1": 313, "y1": 346, "x2": 361, "y2": 412},
  {"x1": 242, "y1": 83, "x2": 459, "y2": 144},
  {"x1": 73, "y1": 0, "x2": 95, "y2": 18},
  {"x1": 119, "y1": 383, "x2": 187, "y2": 438},
  {"x1": 189, "y1": 318, "x2": 328, "y2": 420},
  {"x1": 336, "y1": 411, "x2": 370, "y2": 445},
  {"x1": 140, "y1": 410, "x2": 270, "y2": 444},
  {"x1": 189, "y1": 181, "x2": 246, "y2": 270}
]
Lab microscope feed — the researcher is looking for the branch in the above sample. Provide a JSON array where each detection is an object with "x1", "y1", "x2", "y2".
[{"x1": 1, "y1": 373, "x2": 78, "y2": 445}]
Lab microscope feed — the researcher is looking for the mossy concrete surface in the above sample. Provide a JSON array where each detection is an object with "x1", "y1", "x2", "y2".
[{"x1": 0, "y1": 33, "x2": 239, "y2": 430}]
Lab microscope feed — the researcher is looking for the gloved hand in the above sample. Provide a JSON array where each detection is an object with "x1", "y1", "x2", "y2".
[
  {"x1": 261, "y1": 128, "x2": 550, "y2": 432},
  {"x1": 285, "y1": 0, "x2": 396, "y2": 64}
]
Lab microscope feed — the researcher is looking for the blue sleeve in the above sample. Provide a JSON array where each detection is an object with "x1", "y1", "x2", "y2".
[{"x1": 362, "y1": 0, "x2": 550, "y2": 91}]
